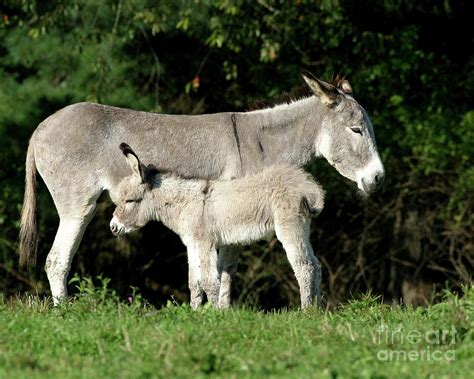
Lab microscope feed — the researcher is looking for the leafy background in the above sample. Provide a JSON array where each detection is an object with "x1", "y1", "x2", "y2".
[{"x1": 0, "y1": 0, "x2": 472, "y2": 308}]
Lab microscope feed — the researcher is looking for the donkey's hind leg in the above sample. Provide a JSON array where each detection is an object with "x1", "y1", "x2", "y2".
[
  {"x1": 45, "y1": 205, "x2": 96, "y2": 305},
  {"x1": 217, "y1": 246, "x2": 240, "y2": 309},
  {"x1": 275, "y1": 220, "x2": 321, "y2": 309}
]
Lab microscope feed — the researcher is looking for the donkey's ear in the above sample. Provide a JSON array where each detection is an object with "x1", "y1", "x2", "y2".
[
  {"x1": 302, "y1": 72, "x2": 339, "y2": 106},
  {"x1": 119, "y1": 143, "x2": 144, "y2": 182},
  {"x1": 337, "y1": 79, "x2": 353, "y2": 95}
]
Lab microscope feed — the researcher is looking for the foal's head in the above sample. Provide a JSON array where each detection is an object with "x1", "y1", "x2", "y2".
[{"x1": 110, "y1": 144, "x2": 159, "y2": 236}]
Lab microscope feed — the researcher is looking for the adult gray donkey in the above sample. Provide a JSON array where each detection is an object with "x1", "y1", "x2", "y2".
[{"x1": 19, "y1": 72, "x2": 385, "y2": 303}]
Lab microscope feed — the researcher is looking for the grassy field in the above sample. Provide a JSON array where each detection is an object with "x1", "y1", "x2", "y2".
[{"x1": 0, "y1": 278, "x2": 472, "y2": 379}]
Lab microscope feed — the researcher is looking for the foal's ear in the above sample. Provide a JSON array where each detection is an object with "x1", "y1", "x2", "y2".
[
  {"x1": 302, "y1": 72, "x2": 339, "y2": 107},
  {"x1": 119, "y1": 143, "x2": 145, "y2": 182}
]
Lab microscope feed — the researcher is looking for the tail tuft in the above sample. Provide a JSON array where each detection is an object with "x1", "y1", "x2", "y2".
[
  {"x1": 19, "y1": 140, "x2": 38, "y2": 267},
  {"x1": 302, "y1": 174, "x2": 325, "y2": 216}
]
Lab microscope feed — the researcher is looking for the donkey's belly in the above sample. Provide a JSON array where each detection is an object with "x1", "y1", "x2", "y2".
[{"x1": 216, "y1": 222, "x2": 274, "y2": 246}]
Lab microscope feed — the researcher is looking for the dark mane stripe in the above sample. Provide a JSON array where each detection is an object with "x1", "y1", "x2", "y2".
[
  {"x1": 246, "y1": 85, "x2": 313, "y2": 111},
  {"x1": 246, "y1": 73, "x2": 347, "y2": 112}
]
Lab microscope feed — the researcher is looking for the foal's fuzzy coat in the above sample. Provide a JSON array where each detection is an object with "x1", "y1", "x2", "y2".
[{"x1": 111, "y1": 144, "x2": 325, "y2": 308}]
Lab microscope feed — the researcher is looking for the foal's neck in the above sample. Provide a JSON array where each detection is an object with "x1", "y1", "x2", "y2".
[{"x1": 149, "y1": 174, "x2": 206, "y2": 226}]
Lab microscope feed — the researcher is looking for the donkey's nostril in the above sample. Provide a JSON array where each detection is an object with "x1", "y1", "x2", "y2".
[
  {"x1": 110, "y1": 223, "x2": 117, "y2": 233},
  {"x1": 373, "y1": 171, "x2": 385, "y2": 189}
]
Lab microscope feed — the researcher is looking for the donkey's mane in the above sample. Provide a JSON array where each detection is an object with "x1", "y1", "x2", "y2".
[
  {"x1": 246, "y1": 74, "x2": 346, "y2": 112},
  {"x1": 247, "y1": 85, "x2": 313, "y2": 111}
]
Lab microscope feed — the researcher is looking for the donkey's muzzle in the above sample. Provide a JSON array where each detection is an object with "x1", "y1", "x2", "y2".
[
  {"x1": 110, "y1": 218, "x2": 124, "y2": 236},
  {"x1": 110, "y1": 223, "x2": 118, "y2": 236},
  {"x1": 373, "y1": 171, "x2": 385, "y2": 190},
  {"x1": 361, "y1": 169, "x2": 385, "y2": 193}
]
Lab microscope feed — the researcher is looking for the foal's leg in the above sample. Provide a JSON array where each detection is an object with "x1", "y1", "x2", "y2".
[
  {"x1": 217, "y1": 246, "x2": 239, "y2": 309},
  {"x1": 198, "y1": 244, "x2": 220, "y2": 308},
  {"x1": 45, "y1": 205, "x2": 96, "y2": 305},
  {"x1": 306, "y1": 241, "x2": 322, "y2": 306},
  {"x1": 186, "y1": 243, "x2": 204, "y2": 310},
  {"x1": 275, "y1": 221, "x2": 320, "y2": 308}
]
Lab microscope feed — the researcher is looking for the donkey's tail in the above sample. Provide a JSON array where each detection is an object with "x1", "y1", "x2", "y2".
[{"x1": 19, "y1": 139, "x2": 38, "y2": 267}]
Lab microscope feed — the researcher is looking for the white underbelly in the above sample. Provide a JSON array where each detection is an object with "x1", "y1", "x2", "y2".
[{"x1": 216, "y1": 222, "x2": 274, "y2": 246}]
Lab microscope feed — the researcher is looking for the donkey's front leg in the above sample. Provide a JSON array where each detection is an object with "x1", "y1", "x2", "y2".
[{"x1": 217, "y1": 246, "x2": 239, "y2": 309}]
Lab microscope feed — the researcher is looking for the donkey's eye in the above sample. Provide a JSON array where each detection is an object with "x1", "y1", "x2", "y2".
[
  {"x1": 125, "y1": 198, "x2": 141, "y2": 204},
  {"x1": 351, "y1": 127, "x2": 362, "y2": 135}
]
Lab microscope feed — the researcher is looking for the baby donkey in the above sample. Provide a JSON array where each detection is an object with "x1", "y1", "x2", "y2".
[{"x1": 110, "y1": 143, "x2": 325, "y2": 309}]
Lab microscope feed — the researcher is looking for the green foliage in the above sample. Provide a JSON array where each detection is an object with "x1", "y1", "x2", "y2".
[
  {"x1": 0, "y1": 1, "x2": 472, "y2": 305},
  {"x1": 0, "y1": 278, "x2": 472, "y2": 378}
]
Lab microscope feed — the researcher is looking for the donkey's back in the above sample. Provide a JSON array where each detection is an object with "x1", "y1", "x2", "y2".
[{"x1": 32, "y1": 102, "x2": 241, "y2": 189}]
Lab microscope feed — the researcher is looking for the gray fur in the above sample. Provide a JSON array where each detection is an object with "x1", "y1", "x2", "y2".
[
  {"x1": 18, "y1": 74, "x2": 385, "y2": 303},
  {"x1": 110, "y1": 146, "x2": 325, "y2": 309}
]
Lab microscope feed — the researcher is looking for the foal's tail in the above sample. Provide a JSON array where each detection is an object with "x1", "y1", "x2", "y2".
[
  {"x1": 302, "y1": 174, "x2": 326, "y2": 217},
  {"x1": 19, "y1": 139, "x2": 38, "y2": 267}
]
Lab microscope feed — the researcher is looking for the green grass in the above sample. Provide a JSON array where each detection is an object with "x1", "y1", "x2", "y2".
[{"x1": 0, "y1": 279, "x2": 472, "y2": 379}]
